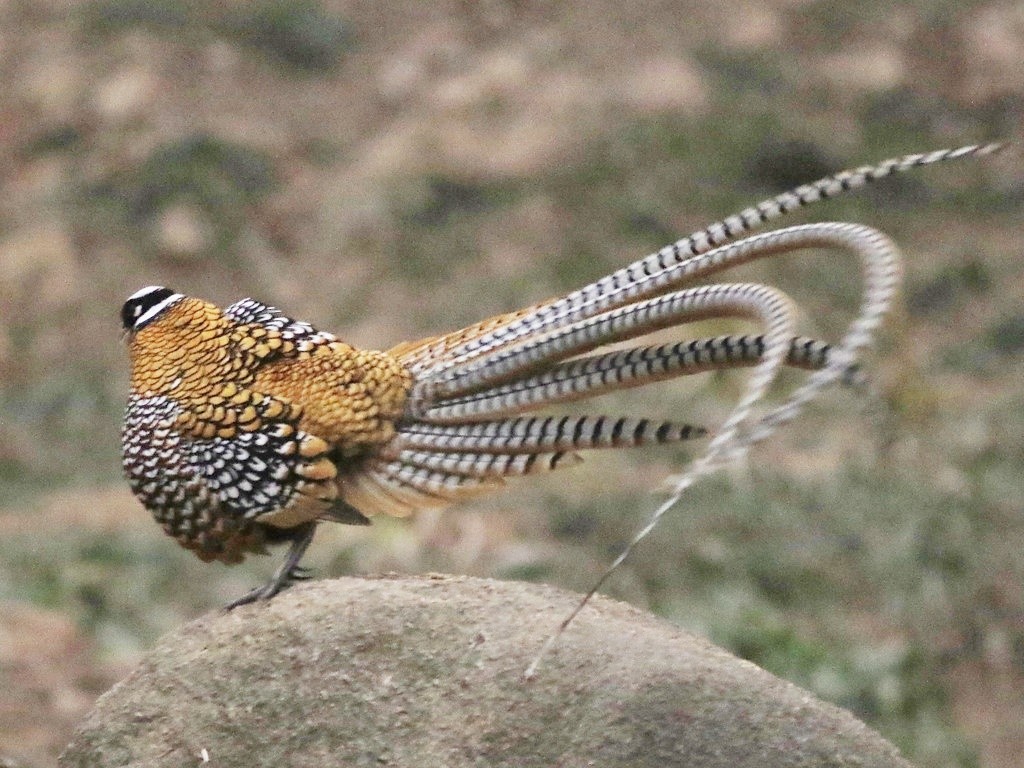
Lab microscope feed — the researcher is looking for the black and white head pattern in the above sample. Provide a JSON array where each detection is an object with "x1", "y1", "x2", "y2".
[{"x1": 122, "y1": 286, "x2": 184, "y2": 332}]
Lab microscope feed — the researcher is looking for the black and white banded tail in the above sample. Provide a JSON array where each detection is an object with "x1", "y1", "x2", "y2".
[{"x1": 342, "y1": 143, "x2": 1003, "y2": 518}]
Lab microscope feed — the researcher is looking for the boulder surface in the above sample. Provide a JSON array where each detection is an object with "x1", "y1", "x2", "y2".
[{"x1": 61, "y1": 574, "x2": 910, "y2": 767}]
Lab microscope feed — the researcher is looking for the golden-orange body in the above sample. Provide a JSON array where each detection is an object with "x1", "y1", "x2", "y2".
[{"x1": 123, "y1": 292, "x2": 412, "y2": 566}]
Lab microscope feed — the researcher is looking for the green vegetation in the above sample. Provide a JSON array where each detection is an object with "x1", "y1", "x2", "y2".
[
  {"x1": 83, "y1": 0, "x2": 351, "y2": 72},
  {"x1": 83, "y1": 134, "x2": 277, "y2": 260},
  {"x1": 223, "y1": 0, "x2": 352, "y2": 72}
]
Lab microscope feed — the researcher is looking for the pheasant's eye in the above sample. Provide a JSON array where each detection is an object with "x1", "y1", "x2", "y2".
[{"x1": 121, "y1": 286, "x2": 182, "y2": 331}]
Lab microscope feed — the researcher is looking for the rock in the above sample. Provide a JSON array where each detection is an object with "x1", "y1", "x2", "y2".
[{"x1": 61, "y1": 575, "x2": 911, "y2": 768}]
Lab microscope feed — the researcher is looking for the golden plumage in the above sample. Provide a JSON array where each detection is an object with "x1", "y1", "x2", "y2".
[{"x1": 122, "y1": 290, "x2": 411, "y2": 576}]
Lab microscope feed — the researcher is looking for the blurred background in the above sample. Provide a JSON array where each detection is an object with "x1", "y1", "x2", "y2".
[{"x1": 0, "y1": 1, "x2": 1021, "y2": 766}]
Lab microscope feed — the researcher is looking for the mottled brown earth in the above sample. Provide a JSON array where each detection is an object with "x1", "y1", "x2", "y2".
[{"x1": 0, "y1": 2, "x2": 1021, "y2": 767}]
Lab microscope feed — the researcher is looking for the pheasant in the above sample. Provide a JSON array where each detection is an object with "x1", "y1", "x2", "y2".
[{"x1": 120, "y1": 143, "x2": 1001, "y2": 607}]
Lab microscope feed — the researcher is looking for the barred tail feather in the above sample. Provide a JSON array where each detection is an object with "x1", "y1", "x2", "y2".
[
  {"x1": 397, "y1": 143, "x2": 1002, "y2": 379},
  {"x1": 417, "y1": 281, "x2": 797, "y2": 404},
  {"x1": 415, "y1": 334, "x2": 835, "y2": 422},
  {"x1": 361, "y1": 144, "x2": 1002, "y2": 524},
  {"x1": 383, "y1": 449, "x2": 582, "y2": 478},
  {"x1": 389, "y1": 415, "x2": 706, "y2": 455},
  {"x1": 346, "y1": 415, "x2": 704, "y2": 516},
  {"x1": 342, "y1": 461, "x2": 500, "y2": 519}
]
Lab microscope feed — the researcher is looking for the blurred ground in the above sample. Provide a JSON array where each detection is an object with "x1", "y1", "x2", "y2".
[{"x1": 0, "y1": 1, "x2": 1021, "y2": 766}]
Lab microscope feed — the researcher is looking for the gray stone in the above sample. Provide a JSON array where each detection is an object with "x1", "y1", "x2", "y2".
[{"x1": 61, "y1": 574, "x2": 911, "y2": 767}]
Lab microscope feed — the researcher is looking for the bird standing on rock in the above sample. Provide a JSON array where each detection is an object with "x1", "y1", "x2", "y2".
[{"x1": 120, "y1": 143, "x2": 1002, "y2": 608}]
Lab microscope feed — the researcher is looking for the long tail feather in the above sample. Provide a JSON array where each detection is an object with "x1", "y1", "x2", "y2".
[
  {"x1": 399, "y1": 143, "x2": 1002, "y2": 378},
  {"x1": 357, "y1": 144, "x2": 1003, "y2": 528},
  {"x1": 415, "y1": 281, "x2": 797, "y2": 405},
  {"x1": 389, "y1": 416, "x2": 706, "y2": 455},
  {"x1": 415, "y1": 334, "x2": 835, "y2": 422}
]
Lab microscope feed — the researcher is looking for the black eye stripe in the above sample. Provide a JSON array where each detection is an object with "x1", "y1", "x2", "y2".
[{"x1": 122, "y1": 286, "x2": 179, "y2": 331}]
